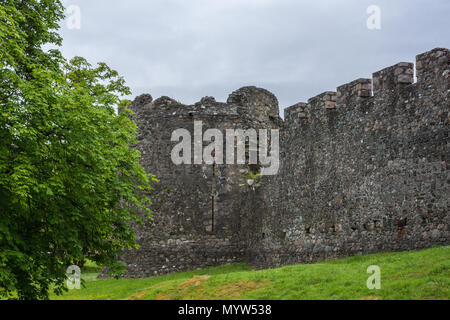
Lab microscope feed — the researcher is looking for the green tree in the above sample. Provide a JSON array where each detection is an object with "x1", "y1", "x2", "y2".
[{"x1": 0, "y1": 0, "x2": 156, "y2": 299}]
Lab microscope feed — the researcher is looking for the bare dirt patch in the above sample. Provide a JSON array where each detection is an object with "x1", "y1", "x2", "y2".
[{"x1": 154, "y1": 276, "x2": 267, "y2": 300}]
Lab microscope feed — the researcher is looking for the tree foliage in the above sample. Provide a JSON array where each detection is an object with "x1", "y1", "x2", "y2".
[{"x1": 0, "y1": 0, "x2": 155, "y2": 299}]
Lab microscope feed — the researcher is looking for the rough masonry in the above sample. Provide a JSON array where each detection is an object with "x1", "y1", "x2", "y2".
[{"x1": 119, "y1": 48, "x2": 450, "y2": 277}]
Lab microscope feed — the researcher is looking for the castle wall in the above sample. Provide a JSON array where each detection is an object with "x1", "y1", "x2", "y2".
[
  {"x1": 119, "y1": 48, "x2": 449, "y2": 277},
  {"x1": 250, "y1": 48, "x2": 449, "y2": 268}
]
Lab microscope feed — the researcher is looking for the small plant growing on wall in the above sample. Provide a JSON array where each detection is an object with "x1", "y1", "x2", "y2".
[{"x1": 247, "y1": 171, "x2": 263, "y2": 188}]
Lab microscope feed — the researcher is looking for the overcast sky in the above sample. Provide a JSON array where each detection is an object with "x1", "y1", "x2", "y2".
[{"x1": 59, "y1": 0, "x2": 449, "y2": 117}]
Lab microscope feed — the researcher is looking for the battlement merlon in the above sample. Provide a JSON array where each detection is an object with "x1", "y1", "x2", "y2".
[
  {"x1": 307, "y1": 91, "x2": 337, "y2": 111},
  {"x1": 336, "y1": 78, "x2": 372, "y2": 108},
  {"x1": 372, "y1": 62, "x2": 414, "y2": 97},
  {"x1": 416, "y1": 48, "x2": 450, "y2": 90},
  {"x1": 284, "y1": 102, "x2": 308, "y2": 124},
  {"x1": 126, "y1": 47, "x2": 448, "y2": 122}
]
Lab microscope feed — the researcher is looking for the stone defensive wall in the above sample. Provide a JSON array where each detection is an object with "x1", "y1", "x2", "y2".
[{"x1": 118, "y1": 48, "x2": 449, "y2": 277}]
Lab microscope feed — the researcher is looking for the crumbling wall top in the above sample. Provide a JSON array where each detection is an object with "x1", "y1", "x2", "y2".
[{"x1": 227, "y1": 86, "x2": 280, "y2": 121}]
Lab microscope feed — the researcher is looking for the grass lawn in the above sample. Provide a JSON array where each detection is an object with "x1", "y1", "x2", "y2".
[{"x1": 52, "y1": 246, "x2": 449, "y2": 300}]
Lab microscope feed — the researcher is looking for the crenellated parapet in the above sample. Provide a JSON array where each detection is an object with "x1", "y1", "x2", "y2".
[
  {"x1": 127, "y1": 86, "x2": 283, "y2": 127},
  {"x1": 283, "y1": 47, "x2": 449, "y2": 133},
  {"x1": 253, "y1": 48, "x2": 449, "y2": 269}
]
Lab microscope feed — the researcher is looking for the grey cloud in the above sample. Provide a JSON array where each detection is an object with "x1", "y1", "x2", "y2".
[{"x1": 59, "y1": 0, "x2": 450, "y2": 117}]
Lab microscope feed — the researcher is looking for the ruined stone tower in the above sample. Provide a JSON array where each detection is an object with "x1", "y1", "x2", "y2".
[{"x1": 120, "y1": 48, "x2": 449, "y2": 277}]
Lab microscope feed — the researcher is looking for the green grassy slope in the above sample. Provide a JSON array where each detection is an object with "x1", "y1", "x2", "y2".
[{"x1": 53, "y1": 246, "x2": 449, "y2": 300}]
